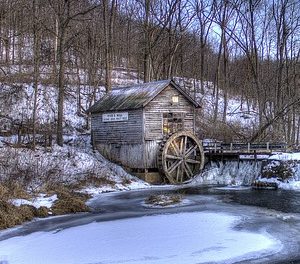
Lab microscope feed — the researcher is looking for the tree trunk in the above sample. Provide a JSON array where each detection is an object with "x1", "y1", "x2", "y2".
[
  {"x1": 103, "y1": 0, "x2": 112, "y2": 92},
  {"x1": 32, "y1": 0, "x2": 40, "y2": 150},
  {"x1": 56, "y1": 27, "x2": 65, "y2": 147},
  {"x1": 143, "y1": 0, "x2": 151, "y2": 82}
]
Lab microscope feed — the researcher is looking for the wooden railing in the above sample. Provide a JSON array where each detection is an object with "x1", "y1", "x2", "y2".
[{"x1": 203, "y1": 141, "x2": 287, "y2": 153}]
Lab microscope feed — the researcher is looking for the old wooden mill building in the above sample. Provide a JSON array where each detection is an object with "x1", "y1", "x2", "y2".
[{"x1": 88, "y1": 79, "x2": 205, "y2": 184}]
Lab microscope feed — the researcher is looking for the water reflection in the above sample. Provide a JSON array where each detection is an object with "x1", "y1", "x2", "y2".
[{"x1": 181, "y1": 186, "x2": 300, "y2": 213}]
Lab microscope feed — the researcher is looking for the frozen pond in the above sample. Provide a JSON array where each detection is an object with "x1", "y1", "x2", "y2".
[{"x1": 0, "y1": 186, "x2": 300, "y2": 264}]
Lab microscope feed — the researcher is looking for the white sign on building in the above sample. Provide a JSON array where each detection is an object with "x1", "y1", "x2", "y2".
[{"x1": 102, "y1": 112, "x2": 128, "y2": 122}]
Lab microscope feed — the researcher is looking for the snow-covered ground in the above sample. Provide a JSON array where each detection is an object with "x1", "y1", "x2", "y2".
[
  {"x1": 0, "y1": 211, "x2": 280, "y2": 264},
  {"x1": 269, "y1": 152, "x2": 300, "y2": 161},
  {"x1": 11, "y1": 194, "x2": 58, "y2": 209}
]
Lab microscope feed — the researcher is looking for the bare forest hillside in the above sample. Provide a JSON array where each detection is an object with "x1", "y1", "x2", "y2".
[{"x1": 0, "y1": 0, "x2": 299, "y2": 145}]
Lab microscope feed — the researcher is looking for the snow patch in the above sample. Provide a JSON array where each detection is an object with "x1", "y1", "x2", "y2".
[
  {"x1": 11, "y1": 194, "x2": 57, "y2": 209},
  {"x1": 269, "y1": 152, "x2": 300, "y2": 161}
]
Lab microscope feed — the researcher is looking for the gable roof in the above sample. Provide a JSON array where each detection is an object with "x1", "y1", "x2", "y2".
[{"x1": 87, "y1": 79, "x2": 200, "y2": 113}]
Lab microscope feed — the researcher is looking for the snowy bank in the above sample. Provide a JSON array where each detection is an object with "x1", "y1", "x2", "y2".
[
  {"x1": 257, "y1": 152, "x2": 300, "y2": 190},
  {"x1": 0, "y1": 144, "x2": 149, "y2": 194},
  {"x1": 0, "y1": 212, "x2": 280, "y2": 264}
]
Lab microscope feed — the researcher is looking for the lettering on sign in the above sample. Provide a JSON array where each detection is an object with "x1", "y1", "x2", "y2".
[
  {"x1": 239, "y1": 154, "x2": 270, "y2": 160},
  {"x1": 102, "y1": 112, "x2": 128, "y2": 122}
]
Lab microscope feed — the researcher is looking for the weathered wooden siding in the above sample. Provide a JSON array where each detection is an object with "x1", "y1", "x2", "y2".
[
  {"x1": 144, "y1": 85, "x2": 194, "y2": 140},
  {"x1": 95, "y1": 143, "x2": 145, "y2": 168},
  {"x1": 144, "y1": 140, "x2": 160, "y2": 168},
  {"x1": 95, "y1": 141, "x2": 160, "y2": 169},
  {"x1": 91, "y1": 109, "x2": 143, "y2": 144}
]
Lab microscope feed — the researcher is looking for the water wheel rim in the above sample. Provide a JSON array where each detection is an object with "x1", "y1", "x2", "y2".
[{"x1": 161, "y1": 131, "x2": 204, "y2": 184}]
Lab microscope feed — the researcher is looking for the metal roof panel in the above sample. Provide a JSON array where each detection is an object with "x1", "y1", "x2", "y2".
[{"x1": 87, "y1": 79, "x2": 199, "y2": 113}]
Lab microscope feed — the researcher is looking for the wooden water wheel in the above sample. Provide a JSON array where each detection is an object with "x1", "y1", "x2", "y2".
[{"x1": 158, "y1": 131, "x2": 205, "y2": 184}]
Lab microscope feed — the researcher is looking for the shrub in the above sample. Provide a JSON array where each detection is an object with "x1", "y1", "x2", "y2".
[
  {"x1": 36, "y1": 206, "x2": 49, "y2": 218},
  {"x1": 262, "y1": 160, "x2": 294, "y2": 180},
  {"x1": 0, "y1": 184, "x2": 8, "y2": 200},
  {"x1": 18, "y1": 205, "x2": 36, "y2": 221}
]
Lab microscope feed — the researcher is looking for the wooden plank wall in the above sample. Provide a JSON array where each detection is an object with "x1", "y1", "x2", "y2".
[
  {"x1": 144, "y1": 85, "x2": 195, "y2": 140},
  {"x1": 144, "y1": 140, "x2": 160, "y2": 168},
  {"x1": 95, "y1": 143, "x2": 145, "y2": 168},
  {"x1": 91, "y1": 109, "x2": 143, "y2": 144}
]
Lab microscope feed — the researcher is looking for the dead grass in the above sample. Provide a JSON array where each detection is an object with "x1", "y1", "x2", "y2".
[
  {"x1": 0, "y1": 201, "x2": 49, "y2": 230},
  {"x1": 0, "y1": 181, "x2": 30, "y2": 201},
  {"x1": 50, "y1": 188, "x2": 90, "y2": 215},
  {"x1": 36, "y1": 206, "x2": 50, "y2": 217},
  {"x1": 145, "y1": 193, "x2": 183, "y2": 207}
]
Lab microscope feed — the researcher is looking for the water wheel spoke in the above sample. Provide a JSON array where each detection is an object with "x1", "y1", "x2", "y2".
[
  {"x1": 180, "y1": 136, "x2": 186, "y2": 154},
  {"x1": 166, "y1": 154, "x2": 181, "y2": 160},
  {"x1": 170, "y1": 142, "x2": 180, "y2": 156},
  {"x1": 180, "y1": 163, "x2": 184, "y2": 182},
  {"x1": 183, "y1": 136, "x2": 187, "y2": 155},
  {"x1": 167, "y1": 160, "x2": 183, "y2": 174},
  {"x1": 176, "y1": 165, "x2": 180, "y2": 182},
  {"x1": 186, "y1": 158, "x2": 202, "y2": 164},
  {"x1": 185, "y1": 145, "x2": 198, "y2": 157},
  {"x1": 180, "y1": 137, "x2": 183, "y2": 154},
  {"x1": 184, "y1": 162, "x2": 193, "y2": 178}
]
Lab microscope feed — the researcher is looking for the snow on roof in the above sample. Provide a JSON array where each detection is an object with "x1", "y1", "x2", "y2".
[{"x1": 87, "y1": 79, "x2": 199, "y2": 113}]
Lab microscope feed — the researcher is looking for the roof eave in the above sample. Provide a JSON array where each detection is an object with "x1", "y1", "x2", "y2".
[
  {"x1": 87, "y1": 106, "x2": 143, "y2": 114},
  {"x1": 170, "y1": 79, "x2": 201, "y2": 108}
]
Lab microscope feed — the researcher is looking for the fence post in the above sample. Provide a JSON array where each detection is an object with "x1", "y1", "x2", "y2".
[
  {"x1": 267, "y1": 142, "x2": 269, "y2": 151},
  {"x1": 248, "y1": 143, "x2": 250, "y2": 152},
  {"x1": 230, "y1": 143, "x2": 233, "y2": 151}
]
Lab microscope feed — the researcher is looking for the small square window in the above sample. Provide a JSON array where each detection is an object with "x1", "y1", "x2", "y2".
[{"x1": 172, "y1": 95, "x2": 179, "y2": 103}]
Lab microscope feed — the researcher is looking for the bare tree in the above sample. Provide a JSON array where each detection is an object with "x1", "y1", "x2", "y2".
[
  {"x1": 31, "y1": 0, "x2": 42, "y2": 150},
  {"x1": 192, "y1": 0, "x2": 214, "y2": 93},
  {"x1": 46, "y1": 0, "x2": 99, "y2": 146}
]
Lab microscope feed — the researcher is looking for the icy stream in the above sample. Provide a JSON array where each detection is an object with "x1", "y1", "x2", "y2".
[{"x1": 1, "y1": 186, "x2": 300, "y2": 264}]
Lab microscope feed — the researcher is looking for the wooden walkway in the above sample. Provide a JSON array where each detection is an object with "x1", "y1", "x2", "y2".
[{"x1": 203, "y1": 141, "x2": 287, "y2": 161}]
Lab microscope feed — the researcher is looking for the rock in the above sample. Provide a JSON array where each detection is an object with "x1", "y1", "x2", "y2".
[{"x1": 251, "y1": 180, "x2": 278, "y2": 190}]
